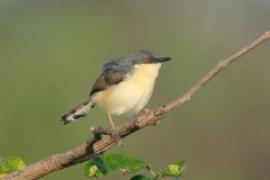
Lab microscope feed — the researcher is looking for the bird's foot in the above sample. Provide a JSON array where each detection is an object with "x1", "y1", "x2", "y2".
[
  {"x1": 90, "y1": 126, "x2": 123, "y2": 146},
  {"x1": 111, "y1": 128, "x2": 123, "y2": 146},
  {"x1": 142, "y1": 108, "x2": 151, "y2": 113}
]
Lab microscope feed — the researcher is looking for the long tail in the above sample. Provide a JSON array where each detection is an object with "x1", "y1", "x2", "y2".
[{"x1": 61, "y1": 99, "x2": 95, "y2": 125}]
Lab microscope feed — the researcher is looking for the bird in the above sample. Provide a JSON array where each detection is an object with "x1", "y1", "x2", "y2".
[{"x1": 61, "y1": 50, "x2": 171, "y2": 130}]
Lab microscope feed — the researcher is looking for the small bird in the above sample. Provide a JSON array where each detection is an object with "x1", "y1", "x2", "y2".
[{"x1": 61, "y1": 50, "x2": 171, "y2": 129}]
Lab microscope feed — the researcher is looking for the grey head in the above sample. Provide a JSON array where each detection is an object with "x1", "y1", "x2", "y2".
[
  {"x1": 102, "y1": 50, "x2": 171, "y2": 73},
  {"x1": 125, "y1": 50, "x2": 171, "y2": 65}
]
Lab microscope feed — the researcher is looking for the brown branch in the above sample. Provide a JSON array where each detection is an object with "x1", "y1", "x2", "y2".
[{"x1": 3, "y1": 31, "x2": 270, "y2": 180}]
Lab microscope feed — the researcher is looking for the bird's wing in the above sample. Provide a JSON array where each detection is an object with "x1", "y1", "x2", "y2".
[{"x1": 90, "y1": 60, "x2": 131, "y2": 96}]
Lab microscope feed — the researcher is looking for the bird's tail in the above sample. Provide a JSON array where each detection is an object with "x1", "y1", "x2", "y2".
[{"x1": 61, "y1": 99, "x2": 95, "y2": 125}]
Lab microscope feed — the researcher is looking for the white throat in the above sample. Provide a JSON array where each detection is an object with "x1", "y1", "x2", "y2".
[{"x1": 133, "y1": 63, "x2": 161, "y2": 80}]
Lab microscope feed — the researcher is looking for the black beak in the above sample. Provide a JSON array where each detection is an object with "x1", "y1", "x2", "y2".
[{"x1": 151, "y1": 56, "x2": 171, "y2": 63}]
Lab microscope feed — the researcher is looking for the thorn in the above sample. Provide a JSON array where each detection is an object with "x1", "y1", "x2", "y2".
[
  {"x1": 265, "y1": 31, "x2": 270, "y2": 38},
  {"x1": 90, "y1": 126, "x2": 96, "y2": 132}
]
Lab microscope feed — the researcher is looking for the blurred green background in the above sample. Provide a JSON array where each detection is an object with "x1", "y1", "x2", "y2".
[{"x1": 1, "y1": 0, "x2": 270, "y2": 179}]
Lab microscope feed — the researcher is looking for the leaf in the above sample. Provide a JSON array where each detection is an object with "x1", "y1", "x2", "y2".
[
  {"x1": 161, "y1": 160, "x2": 186, "y2": 177},
  {"x1": 85, "y1": 153, "x2": 146, "y2": 178},
  {"x1": 0, "y1": 156, "x2": 25, "y2": 176},
  {"x1": 130, "y1": 174, "x2": 154, "y2": 180}
]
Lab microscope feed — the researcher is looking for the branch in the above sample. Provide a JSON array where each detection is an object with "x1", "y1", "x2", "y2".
[{"x1": 3, "y1": 31, "x2": 270, "y2": 180}]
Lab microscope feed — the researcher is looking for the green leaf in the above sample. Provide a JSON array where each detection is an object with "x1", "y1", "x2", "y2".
[
  {"x1": 85, "y1": 153, "x2": 146, "y2": 178},
  {"x1": 130, "y1": 174, "x2": 154, "y2": 180},
  {"x1": 161, "y1": 160, "x2": 186, "y2": 177},
  {"x1": 0, "y1": 156, "x2": 25, "y2": 176}
]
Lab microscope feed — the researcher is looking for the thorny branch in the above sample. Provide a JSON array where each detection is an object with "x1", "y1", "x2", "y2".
[{"x1": 3, "y1": 31, "x2": 270, "y2": 180}]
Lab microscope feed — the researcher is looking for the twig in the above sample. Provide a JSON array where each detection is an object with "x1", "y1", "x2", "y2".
[{"x1": 3, "y1": 31, "x2": 270, "y2": 180}]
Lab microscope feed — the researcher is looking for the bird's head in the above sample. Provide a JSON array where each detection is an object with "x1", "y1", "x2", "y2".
[
  {"x1": 102, "y1": 50, "x2": 171, "y2": 74},
  {"x1": 129, "y1": 50, "x2": 171, "y2": 65}
]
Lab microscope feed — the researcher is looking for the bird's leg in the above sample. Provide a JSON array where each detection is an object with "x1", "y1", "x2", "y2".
[
  {"x1": 143, "y1": 108, "x2": 151, "y2": 113},
  {"x1": 107, "y1": 112, "x2": 116, "y2": 129},
  {"x1": 107, "y1": 112, "x2": 122, "y2": 146}
]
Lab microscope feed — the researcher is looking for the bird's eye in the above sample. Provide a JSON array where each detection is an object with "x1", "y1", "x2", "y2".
[{"x1": 143, "y1": 58, "x2": 150, "y2": 64}]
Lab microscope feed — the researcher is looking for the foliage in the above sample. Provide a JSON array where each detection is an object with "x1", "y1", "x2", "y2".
[
  {"x1": 0, "y1": 156, "x2": 25, "y2": 177},
  {"x1": 160, "y1": 161, "x2": 186, "y2": 177},
  {"x1": 130, "y1": 174, "x2": 155, "y2": 180},
  {"x1": 84, "y1": 153, "x2": 146, "y2": 177},
  {"x1": 85, "y1": 153, "x2": 186, "y2": 180}
]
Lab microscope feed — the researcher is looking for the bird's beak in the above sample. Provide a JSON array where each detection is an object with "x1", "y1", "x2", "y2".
[{"x1": 151, "y1": 56, "x2": 172, "y2": 63}]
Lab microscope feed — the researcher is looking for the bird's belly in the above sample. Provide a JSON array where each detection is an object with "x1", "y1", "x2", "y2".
[{"x1": 94, "y1": 80, "x2": 154, "y2": 116}]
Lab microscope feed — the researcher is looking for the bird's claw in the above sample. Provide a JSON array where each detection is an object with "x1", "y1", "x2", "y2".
[
  {"x1": 90, "y1": 126, "x2": 123, "y2": 146},
  {"x1": 111, "y1": 128, "x2": 123, "y2": 146}
]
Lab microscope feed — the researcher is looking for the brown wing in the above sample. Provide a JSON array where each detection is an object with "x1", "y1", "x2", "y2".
[{"x1": 90, "y1": 69, "x2": 126, "y2": 96}]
